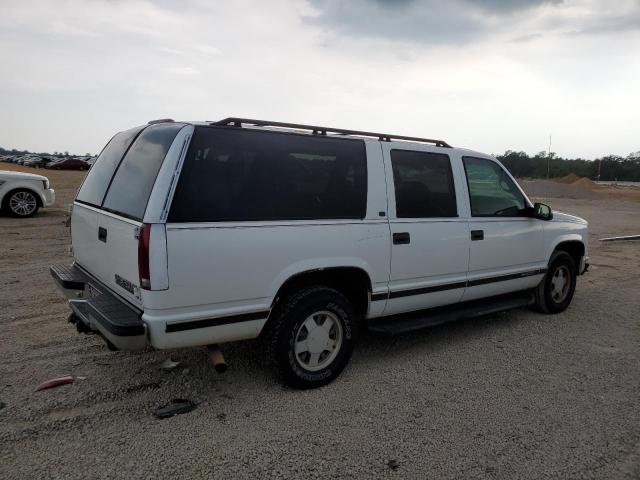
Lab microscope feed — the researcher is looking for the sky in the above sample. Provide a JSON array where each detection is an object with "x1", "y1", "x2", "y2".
[{"x1": 0, "y1": 0, "x2": 639, "y2": 158}]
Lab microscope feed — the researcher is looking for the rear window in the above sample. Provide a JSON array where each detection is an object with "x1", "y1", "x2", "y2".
[
  {"x1": 76, "y1": 126, "x2": 144, "y2": 207},
  {"x1": 101, "y1": 123, "x2": 184, "y2": 220},
  {"x1": 168, "y1": 127, "x2": 367, "y2": 222}
]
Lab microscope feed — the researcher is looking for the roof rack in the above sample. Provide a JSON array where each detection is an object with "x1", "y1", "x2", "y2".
[{"x1": 213, "y1": 117, "x2": 451, "y2": 148}]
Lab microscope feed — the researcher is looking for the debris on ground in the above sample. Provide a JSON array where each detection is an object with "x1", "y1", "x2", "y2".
[
  {"x1": 35, "y1": 375, "x2": 75, "y2": 391},
  {"x1": 153, "y1": 399, "x2": 196, "y2": 419},
  {"x1": 160, "y1": 358, "x2": 181, "y2": 371},
  {"x1": 599, "y1": 235, "x2": 640, "y2": 242}
]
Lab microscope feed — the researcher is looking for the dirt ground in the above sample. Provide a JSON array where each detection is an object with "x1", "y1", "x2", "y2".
[{"x1": 1, "y1": 165, "x2": 639, "y2": 479}]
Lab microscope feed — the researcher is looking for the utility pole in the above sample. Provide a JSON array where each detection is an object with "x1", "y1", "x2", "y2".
[{"x1": 547, "y1": 134, "x2": 552, "y2": 179}]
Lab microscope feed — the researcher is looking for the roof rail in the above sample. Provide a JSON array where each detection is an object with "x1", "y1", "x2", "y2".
[
  {"x1": 213, "y1": 117, "x2": 451, "y2": 148},
  {"x1": 147, "y1": 118, "x2": 174, "y2": 125}
]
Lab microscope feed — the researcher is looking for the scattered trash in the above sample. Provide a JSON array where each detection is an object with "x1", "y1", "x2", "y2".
[
  {"x1": 125, "y1": 381, "x2": 161, "y2": 394},
  {"x1": 387, "y1": 459, "x2": 400, "y2": 471},
  {"x1": 599, "y1": 235, "x2": 640, "y2": 242},
  {"x1": 160, "y1": 358, "x2": 181, "y2": 371},
  {"x1": 35, "y1": 375, "x2": 75, "y2": 391},
  {"x1": 76, "y1": 376, "x2": 87, "y2": 381},
  {"x1": 154, "y1": 399, "x2": 196, "y2": 419}
]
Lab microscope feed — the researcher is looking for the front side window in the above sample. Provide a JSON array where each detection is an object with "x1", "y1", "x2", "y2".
[
  {"x1": 391, "y1": 150, "x2": 457, "y2": 218},
  {"x1": 463, "y1": 156, "x2": 526, "y2": 217},
  {"x1": 168, "y1": 127, "x2": 367, "y2": 222}
]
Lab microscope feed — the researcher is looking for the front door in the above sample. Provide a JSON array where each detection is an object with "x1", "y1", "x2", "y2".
[
  {"x1": 381, "y1": 144, "x2": 470, "y2": 316},
  {"x1": 461, "y1": 156, "x2": 546, "y2": 301}
]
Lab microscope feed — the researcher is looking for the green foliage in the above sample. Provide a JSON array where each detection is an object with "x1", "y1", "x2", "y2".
[{"x1": 496, "y1": 151, "x2": 640, "y2": 181}]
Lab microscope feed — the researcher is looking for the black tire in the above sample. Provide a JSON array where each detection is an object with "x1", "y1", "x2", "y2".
[
  {"x1": 534, "y1": 250, "x2": 577, "y2": 314},
  {"x1": 3, "y1": 189, "x2": 40, "y2": 218},
  {"x1": 267, "y1": 286, "x2": 356, "y2": 389}
]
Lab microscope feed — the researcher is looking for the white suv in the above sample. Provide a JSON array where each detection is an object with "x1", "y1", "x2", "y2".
[
  {"x1": 51, "y1": 118, "x2": 588, "y2": 388},
  {"x1": 0, "y1": 170, "x2": 55, "y2": 217}
]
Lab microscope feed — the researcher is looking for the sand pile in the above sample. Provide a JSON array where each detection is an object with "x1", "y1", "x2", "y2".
[
  {"x1": 572, "y1": 177, "x2": 604, "y2": 190},
  {"x1": 520, "y1": 179, "x2": 604, "y2": 200},
  {"x1": 553, "y1": 173, "x2": 603, "y2": 189},
  {"x1": 555, "y1": 173, "x2": 582, "y2": 184}
]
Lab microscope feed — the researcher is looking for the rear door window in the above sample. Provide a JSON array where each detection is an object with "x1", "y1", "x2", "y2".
[
  {"x1": 101, "y1": 123, "x2": 184, "y2": 220},
  {"x1": 391, "y1": 150, "x2": 457, "y2": 218},
  {"x1": 76, "y1": 126, "x2": 144, "y2": 207},
  {"x1": 168, "y1": 127, "x2": 367, "y2": 222}
]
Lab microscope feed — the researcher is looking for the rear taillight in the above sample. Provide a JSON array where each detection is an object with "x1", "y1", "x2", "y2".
[{"x1": 138, "y1": 223, "x2": 152, "y2": 290}]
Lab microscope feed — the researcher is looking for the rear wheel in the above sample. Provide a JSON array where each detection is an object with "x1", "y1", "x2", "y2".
[
  {"x1": 4, "y1": 189, "x2": 40, "y2": 218},
  {"x1": 267, "y1": 286, "x2": 355, "y2": 389},
  {"x1": 534, "y1": 250, "x2": 577, "y2": 314}
]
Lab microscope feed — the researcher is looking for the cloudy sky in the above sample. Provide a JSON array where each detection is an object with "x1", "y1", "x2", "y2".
[{"x1": 0, "y1": 0, "x2": 639, "y2": 158}]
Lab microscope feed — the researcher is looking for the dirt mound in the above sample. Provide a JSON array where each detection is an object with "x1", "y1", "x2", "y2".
[
  {"x1": 520, "y1": 179, "x2": 604, "y2": 200},
  {"x1": 554, "y1": 173, "x2": 581, "y2": 184},
  {"x1": 572, "y1": 177, "x2": 604, "y2": 190}
]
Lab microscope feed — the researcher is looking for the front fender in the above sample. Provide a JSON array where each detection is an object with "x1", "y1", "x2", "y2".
[{"x1": 0, "y1": 182, "x2": 44, "y2": 206}]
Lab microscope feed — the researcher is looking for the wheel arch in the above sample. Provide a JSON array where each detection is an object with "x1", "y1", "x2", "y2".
[
  {"x1": 551, "y1": 239, "x2": 585, "y2": 270},
  {"x1": 2, "y1": 186, "x2": 43, "y2": 209},
  {"x1": 261, "y1": 266, "x2": 374, "y2": 336}
]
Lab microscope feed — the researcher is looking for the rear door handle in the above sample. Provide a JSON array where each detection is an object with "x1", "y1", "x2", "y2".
[
  {"x1": 98, "y1": 227, "x2": 107, "y2": 243},
  {"x1": 471, "y1": 230, "x2": 484, "y2": 241},
  {"x1": 393, "y1": 232, "x2": 410, "y2": 245}
]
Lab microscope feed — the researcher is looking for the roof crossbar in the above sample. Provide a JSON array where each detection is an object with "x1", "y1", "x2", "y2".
[{"x1": 213, "y1": 117, "x2": 451, "y2": 148}]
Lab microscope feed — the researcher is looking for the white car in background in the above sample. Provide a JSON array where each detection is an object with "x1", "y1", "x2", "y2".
[{"x1": 0, "y1": 170, "x2": 55, "y2": 217}]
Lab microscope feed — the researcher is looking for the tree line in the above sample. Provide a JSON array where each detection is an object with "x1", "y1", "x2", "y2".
[
  {"x1": 496, "y1": 151, "x2": 640, "y2": 182},
  {"x1": 0, "y1": 146, "x2": 93, "y2": 157}
]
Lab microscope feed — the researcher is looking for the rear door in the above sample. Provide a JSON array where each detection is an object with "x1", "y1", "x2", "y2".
[
  {"x1": 381, "y1": 143, "x2": 470, "y2": 316},
  {"x1": 72, "y1": 123, "x2": 184, "y2": 306}
]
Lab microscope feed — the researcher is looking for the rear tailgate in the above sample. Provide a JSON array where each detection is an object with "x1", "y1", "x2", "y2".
[
  {"x1": 71, "y1": 122, "x2": 185, "y2": 306},
  {"x1": 72, "y1": 204, "x2": 143, "y2": 305}
]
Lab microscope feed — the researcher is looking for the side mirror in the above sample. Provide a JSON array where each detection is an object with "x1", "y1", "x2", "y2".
[{"x1": 534, "y1": 202, "x2": 553, "y2": 221}]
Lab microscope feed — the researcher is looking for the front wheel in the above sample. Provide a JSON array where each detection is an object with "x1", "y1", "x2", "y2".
[
  {"x1": 267, "y1": 286, "x2": 356, "y2": 389},
  {"x1": 534, "y1": 250, "x2": 577, "y2": 314},
  {"x1": 4, "y1": 189, "x2": 40, "y2": 218}
]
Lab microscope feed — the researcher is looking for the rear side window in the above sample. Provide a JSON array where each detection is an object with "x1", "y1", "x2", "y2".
[
  {"x1": 391, "y1": 150, "x2": 457, "y2": 218},
  {"x1": 76, "y1": 126, "x2": 144, "y2": 207},
  {"x1": 101, "y1": 124, "x2": 184, "y2": 220},
  {"x1": 169, "y1": 127, "x2": 367, "y2": 222}
]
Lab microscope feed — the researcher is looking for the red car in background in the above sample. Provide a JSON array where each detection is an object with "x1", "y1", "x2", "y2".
[{"x1": 46, "y1": 159, "x2": 89, "y2": 170}]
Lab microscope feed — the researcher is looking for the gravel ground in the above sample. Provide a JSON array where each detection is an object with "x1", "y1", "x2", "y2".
[{"x1": 1, "y1": 168, "x2": 639, "y2": 479}]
